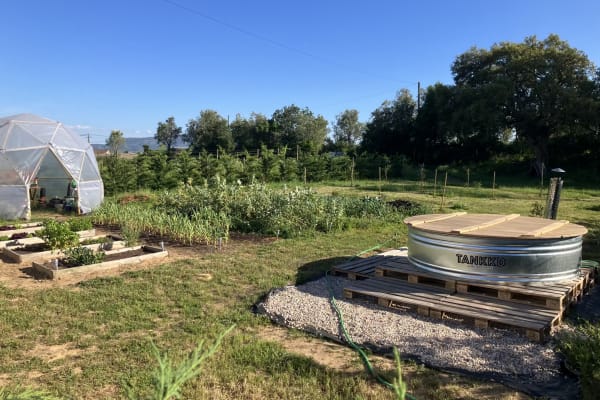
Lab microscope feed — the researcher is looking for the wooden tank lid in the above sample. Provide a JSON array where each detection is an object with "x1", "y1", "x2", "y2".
[{"x1": 404, "y1": 212, "x2": 588, "y2": 239}]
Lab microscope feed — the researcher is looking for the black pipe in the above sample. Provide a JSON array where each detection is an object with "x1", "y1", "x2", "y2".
[{"x1": 550, "y1": 177, "x2": 563, "y2": 220}]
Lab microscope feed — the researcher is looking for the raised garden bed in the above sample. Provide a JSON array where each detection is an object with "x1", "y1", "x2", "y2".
[
  {"x1": 0, "y1": 236, "x2": 44, "y2": 249},
  {"x1": 73, "y1": 228, "x2": 96, "y2": 239},
  {"x1": 0, "y1": 223, "x2": 44, "y2": 240},
  {"x1": 2, "y1": 233, "x2": 121, "y2": 263},
  {"x1": 32, "y1": 245, "x2": 168, "y2": 280},
  {"x1": 0, "y1": 228, "x2": 97, "y2": 250}
]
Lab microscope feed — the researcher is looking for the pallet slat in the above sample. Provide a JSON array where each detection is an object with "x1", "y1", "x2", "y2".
[
  {"x1": 334, "y1": 248, "x2": 597, "y2": 341},
  {"x1": 343, "y1": 278, "x2": 553, "y2": 341}
]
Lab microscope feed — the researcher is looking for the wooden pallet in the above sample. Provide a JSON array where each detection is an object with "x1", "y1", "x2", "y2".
[
  {"x1": 455, "y1": 268, "x2": 595, "y2": 312},
  {"x1": 331, "y1": 249, "x2": 408, "y2": 280},
  {"x1": 375, "y1": 258, "x2": 457, "y2": 290},
  {"x1": 343, "y1": 277, "x2": 559, "y2": 341},
  {"x1": 375, "y1": 257, "x2": 595, "y2": 313}
]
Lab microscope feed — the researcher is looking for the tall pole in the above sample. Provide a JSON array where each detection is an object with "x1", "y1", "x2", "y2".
[{"x1": 417, "y1": 81, "x2": 421, "y2": 112}]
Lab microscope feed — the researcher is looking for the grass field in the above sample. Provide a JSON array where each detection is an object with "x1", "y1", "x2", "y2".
[{"x1": 0, "y1": 178, "x2": 598, "y2": 399}]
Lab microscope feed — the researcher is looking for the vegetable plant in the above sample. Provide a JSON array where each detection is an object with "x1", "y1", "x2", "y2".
[
  {"x1": 38, "y1": 220, "x2": 78, "y2": 252},
  {"x1": 62, "y1": 246, "x2": 105, "y2": 267}
]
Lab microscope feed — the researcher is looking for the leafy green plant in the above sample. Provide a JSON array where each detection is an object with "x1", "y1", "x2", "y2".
[
  {"x1": 0, "y1": 235, "x2": 9, "y2": 241},
  {"x1": 66, "y1": 217, "x2": 93, "y2": 232},
  {"x1": 38, "y1": 220, "x2": 78, "y2": 252},
  {"x1": 126, "y1": 325, "x2": 235, "y2": 400},
  {"x1": 530, "y1": 201, "x2": 545, "y2": 217},
  {"x1": 62, "y1": 246, "x2": 105, "y2": 267},
  {"x1": 121, "y1": 223, "x2": 142, "y2": 246}
]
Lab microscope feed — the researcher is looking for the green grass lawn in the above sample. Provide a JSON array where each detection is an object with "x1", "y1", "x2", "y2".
[{"x1": 0, "y1": 178, "x2": 598, "y2": 399}]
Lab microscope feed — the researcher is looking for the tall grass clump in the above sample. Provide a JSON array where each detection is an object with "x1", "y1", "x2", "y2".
[
  {"x1": 0, "y1": 386, "x2": 62, "y2": 400},
  {"x1": 126, "y1": 325, "x2": 235, "y2": 400},
  {"x1": 95, "y1": 182, "x2": 427, "y2": 243}
]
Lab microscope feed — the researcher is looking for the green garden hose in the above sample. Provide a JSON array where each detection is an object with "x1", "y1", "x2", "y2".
[{"x1": 326, "y1": 241, "x2": 417, "y2": 400}]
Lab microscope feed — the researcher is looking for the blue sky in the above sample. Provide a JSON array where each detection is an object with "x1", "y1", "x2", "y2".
[{"x1": 1, "y1": 0, "x2": 599, "y2": 143}]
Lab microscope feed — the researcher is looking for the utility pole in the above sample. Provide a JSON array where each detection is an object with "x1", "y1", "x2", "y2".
[{"x1": 417, "y1": 81, "x2": 421, "y2": 112}]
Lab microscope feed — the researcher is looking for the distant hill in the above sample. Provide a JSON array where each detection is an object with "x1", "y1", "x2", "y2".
[{"x1": 92, "y1": 137, "x2": 187, "y2": 153}]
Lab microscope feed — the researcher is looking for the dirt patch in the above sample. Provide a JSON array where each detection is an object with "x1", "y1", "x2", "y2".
[
  {"x1": 387, "y1": 198, "x2": 420, "y2": 210},
  {"x1": 25, "y1": 343, "x2": 86, "y2": 363},
  {"x1": 256, "y1": 325, "x2": 531, "y2": 400}
]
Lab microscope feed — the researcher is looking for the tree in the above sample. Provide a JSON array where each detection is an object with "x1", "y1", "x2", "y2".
[
  {"x1": 102, "y1": 130, "x2": 131, "y2": 195},
  {"x1": 332, "y1": 109, "x2": 364, "y2": 153},
  {"x1": 451, "y1": 34, "x2": 597, "y2": 174},
  {"x1": 106, "y1": 130, "x2": 125, "y2": 156},
  {"x1": 155, "y1": 116, "x2": 182, "y2": 155},
  {"x1": 361, "y1": 89, "x2": 416, "y2": 157},
  {"x1": 230, "y1": 113, "x2": 273, "y2": 151},
  {"x1": 271, "y1": 105, "x2": 328, "y2": 155},
  {"x1": 184, "y1": 110, "x2": 233, "y2": 154},
  {"x1": 173, "y1": 150, "x2": 201, "y2": 186},
  {"x1": 413, "y1": 83, "x2": 456, "y2": 163}
]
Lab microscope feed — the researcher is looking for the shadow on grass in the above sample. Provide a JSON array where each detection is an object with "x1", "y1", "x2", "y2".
[{"x1": 295, "y1": 256, "x2": 349, "y2": 286}]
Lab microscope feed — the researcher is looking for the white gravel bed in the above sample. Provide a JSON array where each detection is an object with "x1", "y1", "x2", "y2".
[{"x1": 258, "y1": 276, "x2": 565, "y2": 386}]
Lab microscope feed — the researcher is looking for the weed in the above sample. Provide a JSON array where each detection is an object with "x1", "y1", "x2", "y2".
[
  {"x1": 121, "y1": 223, "x2": 142, "y2": 246},
  {"x1": 126, "y1": 325, "x2": 235, "y2": 400},
  {"x1": 556, "y1": 322, "x2": 600, "y2": 400},
  {"x1": 530, "y1": 201, "x2": 545, "y2": 217}
]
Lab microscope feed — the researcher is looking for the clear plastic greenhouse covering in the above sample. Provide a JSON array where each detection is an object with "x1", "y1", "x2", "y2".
[{"x1": 0, "y1": 114, "x2": 104, "y2": 220}]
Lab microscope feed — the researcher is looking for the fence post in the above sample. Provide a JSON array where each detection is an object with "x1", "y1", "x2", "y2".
[
  {"x1": 433, "y1": 168, "x2": 438, "y2": 197},
  {"x1": 492, "y1": 171, "x2": 496, "y2": 200},
  {"x1": 350, "y1": 158, "x2": 355, "y2": 187},
  {"x1": 539, "y1": 162, "x2": 544, "y2": 197},
  {"x1": 440, "y1": 171, "x2": 448, "y2": 210}
]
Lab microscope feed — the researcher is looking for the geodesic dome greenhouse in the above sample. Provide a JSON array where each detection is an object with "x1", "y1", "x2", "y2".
[{"x1": 0, "y1": 114, "x2": 104, "y2": 220}]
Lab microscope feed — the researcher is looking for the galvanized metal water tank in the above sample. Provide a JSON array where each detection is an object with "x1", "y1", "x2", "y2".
[{"x1": 404, "y1": 213, "x2": 588, "y2": 282}]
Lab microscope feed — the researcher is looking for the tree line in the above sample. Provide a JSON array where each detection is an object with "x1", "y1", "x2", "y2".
[
  {"x1": 98, "y1": 145, "x2": 412, "y2": 196},
  {"x1": 106, "y1": 34, "x2": 600, "y2": 184}
]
